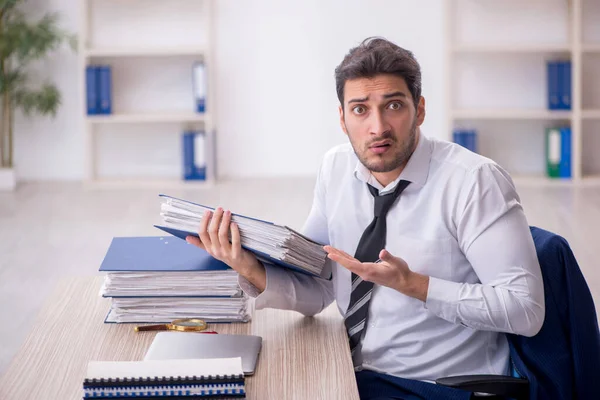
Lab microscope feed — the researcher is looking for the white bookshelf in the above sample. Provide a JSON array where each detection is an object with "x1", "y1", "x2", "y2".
[
  {"x1": 453, "y1": 44, "x2": 571, "y2": 54},
  {"x1": 452, "y1": 109, "x2": 573, "y2": 120},
  {"x1": 85, "y1": 47, "x2": 206, "y2": 58},
  {"x1": 446, "y1": 0, "x2": 600, "y2": 186},
  {"x1": 87, "y1": 112, "x2": 209, "y2": 124},
  {"x1": 79, "y1": 0, "x2": 215, "y2": 188}
]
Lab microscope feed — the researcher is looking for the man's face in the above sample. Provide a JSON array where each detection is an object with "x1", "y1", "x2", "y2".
[{"x1": 339, "y1": 74, "x2": 425, "y2": 178}]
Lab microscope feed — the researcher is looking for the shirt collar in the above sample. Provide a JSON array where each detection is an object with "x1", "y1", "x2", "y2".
[{"x1": 353, "y1": 131, "x2": 431, "y2": 192}]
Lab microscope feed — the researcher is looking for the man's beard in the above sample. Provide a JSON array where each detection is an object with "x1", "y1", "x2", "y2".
[{"x1": 350, "y1": 117, "x2": 418, "y2": 174}]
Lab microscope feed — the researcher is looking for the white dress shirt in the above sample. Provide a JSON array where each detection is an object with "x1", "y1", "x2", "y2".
[{"x1": 240, "y1": 132, "x2": 545, "y2": 382}]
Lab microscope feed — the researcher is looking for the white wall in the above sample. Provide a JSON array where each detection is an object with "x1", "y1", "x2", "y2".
[
  {"x1": 213, "y1": 0, "x2": 445, "y2": 178},
  {"x1": 13, "y1": 0, "x2": 446, "y2": 181},
  {"x1": 13, "y1": 0, "x2": 81, "y2": 181}
]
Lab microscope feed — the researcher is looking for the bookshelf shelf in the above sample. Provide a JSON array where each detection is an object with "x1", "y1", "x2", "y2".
[
  {"x1": 582, "y1": 110, "x2": 600, "y2": 119},
  {"x1": 83, "y1": 178, "x2": 214, "y2": 190},
  {"x1": 87, "y1": 112, "x2": 209, "y2": 124},
  {"x1": 582, "y1": 44, "x2": 600, "y2": 53},
  {"x1": 512, "y1": 174, "x2": 600, "y2": 187},
  {"x1": 452, "y1": 44, "x2": 571, "y2": 54},
  {"x1": 447, "y1": 0, "x2": 599, "y2": 186},
  {"x1": 512, "y1": 174, "x2": 574, "y2": 187},
  {"x1": 85, "y1": 47, "x2": 206, "y2": 58},
  {"x1": 452, "y1": 109, "x2": 572, "y2": 120}
]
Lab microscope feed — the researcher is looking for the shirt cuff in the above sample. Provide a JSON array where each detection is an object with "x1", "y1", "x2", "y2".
[
  {"x1": 424, "y1": 276, "x2": 462, "y2": 324},
  {"x1": 237, "y1": 262, "x2": 290, "y2": 310}
]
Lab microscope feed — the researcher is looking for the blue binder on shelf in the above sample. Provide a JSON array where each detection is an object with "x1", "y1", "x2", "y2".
[
  {"x1": 155, "y1": 194, "x2": 330, "y2": 279},
  {"x1": 85, "y1": 66, "x2": 99, "y2": 115},
  {"x1": 183, "y1": 130, "x2": 207, "y2": 181},
  {"x1": 97, "y1": 65, "x2": 112, "y2": 114},
  {"x1": 547, "y1": 60, "x2": 572, "y2": 110},
  {"x1": 547, "y1": 61, "x2": 560, "y2": 110},
  {"x1": 99, "y1": 236, "x2": 230, "y2": 273},
  {"x1": 192, "y1": 62, "x2": 206, "y2": 113},
  {"x1": 453, "y1": 129, "x2": 477, "y2": 153},
  {"x1": 559, "y1": 126, "x2": 571, "y2": 178},
  {"x1": 559, "y1": 60, "x2": 572, "y2": 110}
]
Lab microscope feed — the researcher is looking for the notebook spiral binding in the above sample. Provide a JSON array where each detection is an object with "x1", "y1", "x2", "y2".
[
  {"x1": 83, "y1": 382, "x2": 246, "y2": 399},
  {"x1": 83, "y1": 374, "x2": 245, "y2": 388}
]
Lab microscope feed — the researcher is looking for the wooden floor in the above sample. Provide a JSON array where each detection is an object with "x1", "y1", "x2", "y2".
[{"x1": 1, "y1": 178, "x2": 599, "y2": 375}]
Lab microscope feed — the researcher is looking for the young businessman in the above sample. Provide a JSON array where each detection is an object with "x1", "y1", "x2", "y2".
[{"x1": 186, "y1": 37, "x2": 545, "y2": 399}]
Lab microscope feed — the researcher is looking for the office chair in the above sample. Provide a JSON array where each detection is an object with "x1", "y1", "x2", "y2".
[{"x1": 436, "y1": 226, "x2": 600, "y2": 399}]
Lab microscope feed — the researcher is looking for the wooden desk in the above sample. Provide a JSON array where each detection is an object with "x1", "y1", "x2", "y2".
[{"x1": 0, "y1": 276, "x2": 359, "y2": 400}]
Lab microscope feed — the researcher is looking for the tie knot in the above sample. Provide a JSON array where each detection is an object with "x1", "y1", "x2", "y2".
[{"x1": 368, "y1": 180, "x2": 410, "y2": 218}]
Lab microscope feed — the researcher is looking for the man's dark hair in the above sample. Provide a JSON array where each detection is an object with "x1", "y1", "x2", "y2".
[{"x1": 335, "y1": 37, "x2": 422, "y2": 109}]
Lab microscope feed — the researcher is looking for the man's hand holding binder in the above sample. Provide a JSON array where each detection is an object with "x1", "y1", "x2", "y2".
[{"x1": 186, "y1": 207, "x2": 268, "y2": 293}]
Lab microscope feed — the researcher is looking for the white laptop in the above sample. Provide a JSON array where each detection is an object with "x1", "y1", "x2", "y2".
[{"x1": 144, "y1": 332, "x2": 262, "y2": 376}]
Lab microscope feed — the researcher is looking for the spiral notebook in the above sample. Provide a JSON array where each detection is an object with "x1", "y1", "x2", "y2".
[{"x1": 83, "y1": 358, "x2": 245, "y2": 399}]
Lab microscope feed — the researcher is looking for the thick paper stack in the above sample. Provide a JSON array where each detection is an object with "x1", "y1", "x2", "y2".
[
  {"x1": 99, "y1": 236, "x2": 250, "y2": 324},
  {"x1": 155, "y1": 194, "x2": 329, "y2": 278}
]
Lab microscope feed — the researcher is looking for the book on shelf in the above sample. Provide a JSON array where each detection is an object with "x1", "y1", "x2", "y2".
[{"x1": 154, "y1": 194, "x2": 331, "y2": 279}]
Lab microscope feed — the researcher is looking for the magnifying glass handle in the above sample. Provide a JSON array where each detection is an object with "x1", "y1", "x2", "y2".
[{"x1": 134, "y1": 324, "x2": 170, "y2": 332}]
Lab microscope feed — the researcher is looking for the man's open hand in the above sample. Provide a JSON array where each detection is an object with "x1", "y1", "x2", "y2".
[{"x1": 324, "y1": 246, "x2": 429, "y2": 302}]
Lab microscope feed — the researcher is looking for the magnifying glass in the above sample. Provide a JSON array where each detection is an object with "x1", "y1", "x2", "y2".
[{"x1": 134, "y1": 318, "x2": 208, "y2": 332}]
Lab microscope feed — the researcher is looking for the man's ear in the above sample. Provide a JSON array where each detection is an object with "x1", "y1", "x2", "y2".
[
  {"x1": 416, "y1": 96, "x2": 426, "y2": 127},
  {"x1": 339, "y1": 105, "x2": 348, "y2": 135}
]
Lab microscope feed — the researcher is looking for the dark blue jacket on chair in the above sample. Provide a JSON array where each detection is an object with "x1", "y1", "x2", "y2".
[{"x1": 506, "y1": 226, "x2": 600, "y2": 399}]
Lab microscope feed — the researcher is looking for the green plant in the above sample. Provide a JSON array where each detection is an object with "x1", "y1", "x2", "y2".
[{"x1": 0, "y1": 0, "x2": 76, "y2": 168}]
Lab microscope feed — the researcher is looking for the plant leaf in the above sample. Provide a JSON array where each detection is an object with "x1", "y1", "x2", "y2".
[
  {"x1": 0, "y1": 68, "x2": 26, "y2": 93},
  {"x1": 13, "y1": 84, "x2": 61, "y2": 117},
  {"x1": 1, "y1": 11, "x2": 74, "y2": 64},
  {"x1": 0, "y1": 0, "x2": 19, "y2": 13}
]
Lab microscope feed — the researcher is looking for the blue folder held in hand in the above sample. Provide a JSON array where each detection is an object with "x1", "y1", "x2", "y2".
[{"x1": 155, "y1": 194, "x2": 331, "y2": 279}]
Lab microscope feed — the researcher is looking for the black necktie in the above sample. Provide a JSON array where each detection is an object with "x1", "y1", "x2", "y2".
[{"x1": 344, "y1": 179, "x2": 411, "y2": 366}]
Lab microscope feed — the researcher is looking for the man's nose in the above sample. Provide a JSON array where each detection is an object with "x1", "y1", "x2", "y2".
[{"x1": 368, "y1": 110, "x2": 391, "y2": 136}]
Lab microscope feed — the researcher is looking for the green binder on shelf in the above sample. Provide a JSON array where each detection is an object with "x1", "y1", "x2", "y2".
[{"x1": 545, "y1": 128, "x2": 561, "y2": 178}]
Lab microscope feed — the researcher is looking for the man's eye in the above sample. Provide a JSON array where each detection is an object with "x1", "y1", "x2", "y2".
[
  {"x1": 388, "y1": 102, "x2": 402, "y2": 110},
  {"x1": 352, "y1": 105, "x2": 366, "y2": 114}
]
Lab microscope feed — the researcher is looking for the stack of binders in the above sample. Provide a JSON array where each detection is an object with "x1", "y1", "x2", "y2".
[{"x1": 99, "y1": 236, "x2": 250, "y2": 324}]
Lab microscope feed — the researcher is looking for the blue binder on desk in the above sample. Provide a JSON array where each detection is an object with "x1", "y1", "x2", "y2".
[{"x1": 99, "y1": 236, "x2": 230, "y2": 273}]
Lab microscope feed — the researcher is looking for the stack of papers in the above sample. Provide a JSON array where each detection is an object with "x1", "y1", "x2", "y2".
[
  {"x1": 106, "y1": 297, "x2": 250, "y2": 323},
  {"x1": 99, "y1": 236, "x2": 250, "y2": 324},
  {"x1": 155, "y1": 194, "x2": 329, "y2": 277},
  {"x1": 101, "y1": 271, "x2": 242, "y2": 297}
]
